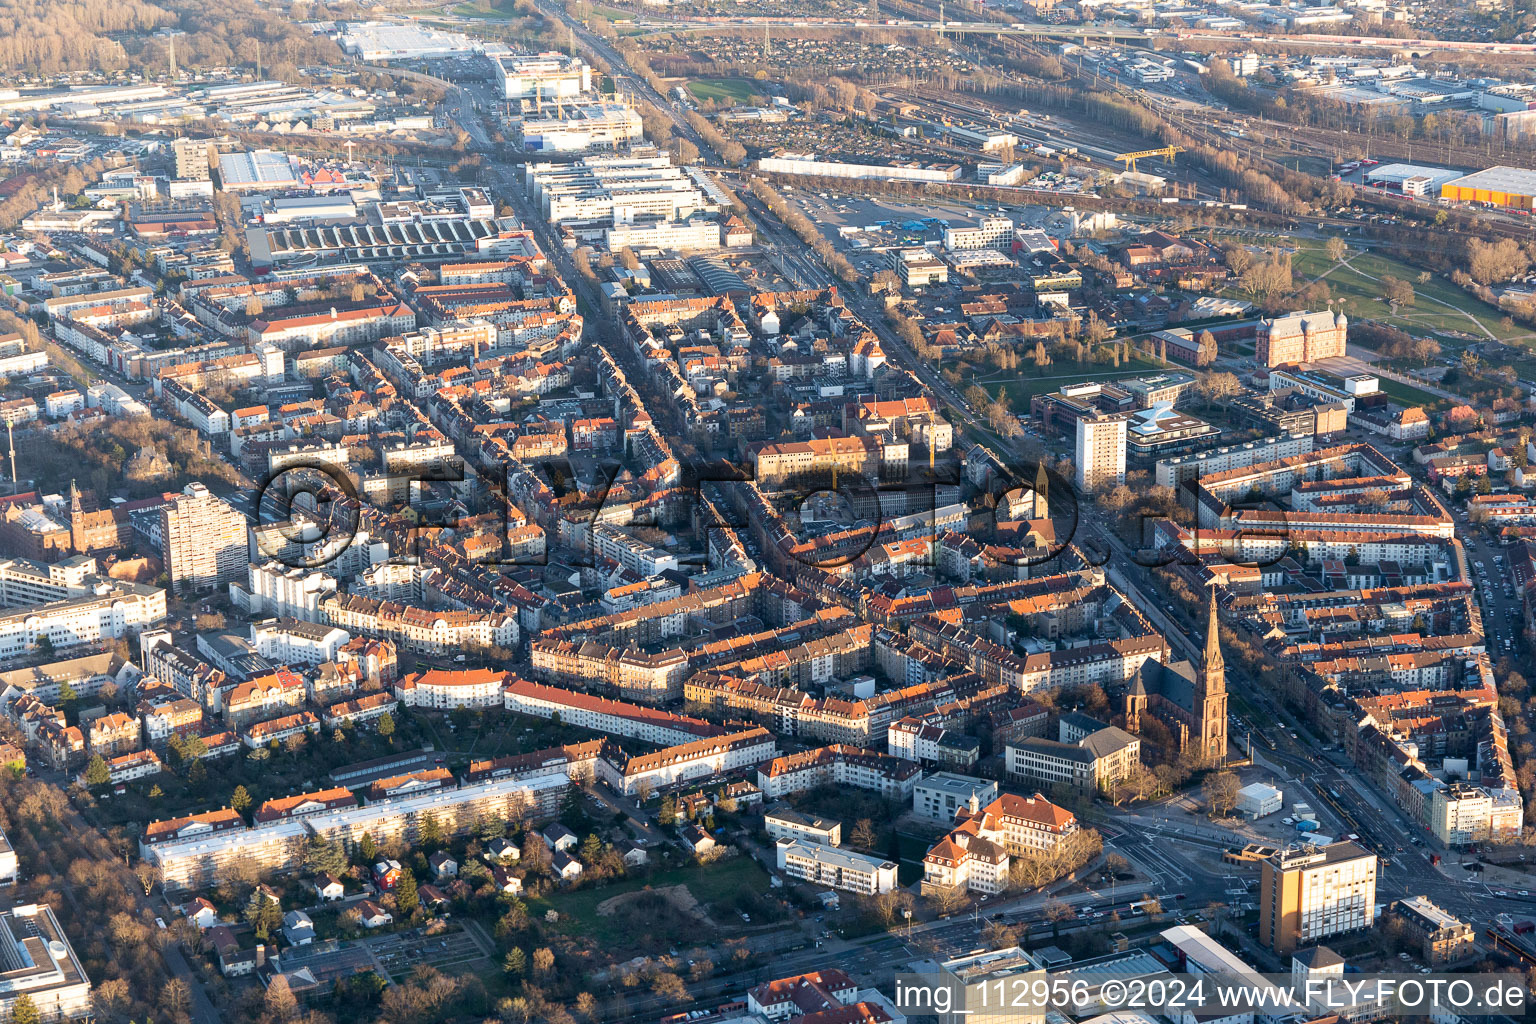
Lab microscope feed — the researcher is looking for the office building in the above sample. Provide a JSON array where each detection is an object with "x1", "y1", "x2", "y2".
[
  {"x1": 525, "y1": 154, "x2": 716, "y2": 229},
  {"x1": 159, "y1": 482, "x2": 248, "y2": 595},
  {"x1": 496, "y1": 52, "x2": 592, "y2": 103},
  {"x1": 943, "y1": 217, "x2": 1014, "y2": 252},
  {"x1": 1075, "y1": 412, "x2": 1127, "y2": 493},
  {"x1": 912, "y1": 772, "x2": 999, "y2": 823},
  {"x1": 1259, "y1": 842, "x2": 1377, "y2": 953},
  {"x1": 1006, "y1": 726, "x2": 1140, "y2": 792},
  {"x1": 517, "y1": 102, "x2": 643, "y2": 153}
]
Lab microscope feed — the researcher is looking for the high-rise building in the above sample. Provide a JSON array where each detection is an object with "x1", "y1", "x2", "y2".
[
  {"x1": 172, "y1": 137, "x2": 210, "y2": 181},
  {"x1": 1259, "y1": 842, "x2": 1377, "y2": 954},
  {"x1": 160, "y1": 483, "x2": 247, "y2": 595},
  {"x1": 937, "y1": 947, "x2": 1048, "y2": 1024},
  {"x1": 1074, "y1": 411, "x2": 1126, "y2": 493}
]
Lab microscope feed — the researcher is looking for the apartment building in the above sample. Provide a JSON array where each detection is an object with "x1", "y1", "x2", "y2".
[
  {"x1": 101, "y1": 748, "x2": 162, "y2": 783},
  {"x1": 243, "y1": 711, "x2": 321, "y2": 748},
  {"x1": 143, "y1": 772, "x2": 570, "y2": 891},
  {"x1": 247, "y1": 302, "x2": 416, "y2": 352},
  {"x1": 0, "y1": 580, "x2": 165, "y2": 662},
  {"x1": 1260, "y1": 842, "x2": 1378, "y2": 953},
  {"x1": 775, "y1": 839, "x2": 898, "y2": 895},
  {"x1": 173, "y1": 137, "x2": 211, "y2": 181},
  {"x1": 319, "y1": 593, "x2": 518, "y2": 656},
  {"x1": 757, "y1": 745, "x2": 922, "y2": 800},
  {"x1": 394, "y1": 668, "x2": 506, "y2": 710},
  {"x1": 86, "y1": 712, "x2": 141, "y2": 756},
  {"x1": 598, "y1": 728, "x2": 778, "y2": 797},
  {"x1": 1429, "y1": 782, "x2": 1523, "y2": 847},
  {"x1": 504, "y1": 677, "x2": 725, "y2": 746},
  {"x1": 752, "y1": 435, "x2": 889, "y2": 491},
  {"x1": 763, "y1": 807, "x2": 842, "y2": 847},
  {"x1": 250, "y1": 618, "x2": 349, "y2": 667},
  {"x1": 530, "y1": 638, "x2": 689, "y2": 703},
  {"x1": 235, "y1": 563, "x2": 339, "y2": 621},
  {"x1": 160, "y1": 483, "x2": 247, "y2": 595},
  {"x1": 1074, "y1": 411, "x2": 1127, "y2": 493}
]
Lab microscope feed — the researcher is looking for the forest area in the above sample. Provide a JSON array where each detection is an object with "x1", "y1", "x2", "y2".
[{"x1": 0, "y1": 0, "x2": 348, "y2": 76}]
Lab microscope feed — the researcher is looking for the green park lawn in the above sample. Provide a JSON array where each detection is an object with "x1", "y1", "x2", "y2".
[{"x1": 1290, "y1": 243, "x2": 1520, "y2": 347}]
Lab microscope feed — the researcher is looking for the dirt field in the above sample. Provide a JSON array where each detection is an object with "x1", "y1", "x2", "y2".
[{"x1": 596, "y1": 884, "x2": 703, "y2": 919}]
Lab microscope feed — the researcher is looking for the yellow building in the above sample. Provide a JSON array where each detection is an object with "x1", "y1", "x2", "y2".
[
  {"x1": 1440, "y1": 166, "x2": 1536, "y2": 210},
  {"x1": 1259, "y1": 842, "x2": 1377, "y2": 954}
]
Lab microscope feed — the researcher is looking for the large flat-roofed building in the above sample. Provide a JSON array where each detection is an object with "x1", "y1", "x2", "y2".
[
  {"x1": 0, "y1": 904, "x2": 92, "y2": 1021},
  {"x1": 496, "y1": 52, "x2": 592, "y2": 103},
  {"x1": 215, "y1": 150, "x2": 300, "y2": 192},
  {"x1": 1362, "y1": 162, "x2": 1462, "y2": 197},
  {"x1": 517, "y1": 102, "x2": 643, "y2": 153},
  {"x1": 336, "y1": 21, "x2": 489, "y2": 60},
  {"x1": 1441, "y1": 165, "x2": 1536, "y2": 210},
  {"x1": 1124, "y1": 404, "x2": 1221, "y2": 466},
  {"x1": 1156, "y1": 432, "x2": 1315, "y2": 488},
  {"x1": 1259, "y1": 842, "x2": 1377, "y2": 954},
  {"x1": 526, "y1": 155, "x2": 716, "y2": 229}
]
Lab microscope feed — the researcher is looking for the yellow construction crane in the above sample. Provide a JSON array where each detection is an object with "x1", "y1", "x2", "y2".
[{"x1": 1114, "y1": 145, "x2": 1184, "y2": 172}]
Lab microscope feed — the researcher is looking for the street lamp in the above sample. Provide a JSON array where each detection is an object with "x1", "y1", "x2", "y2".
[{"x1": 902, "y1": 908, "x2": 912, "y2": 937}]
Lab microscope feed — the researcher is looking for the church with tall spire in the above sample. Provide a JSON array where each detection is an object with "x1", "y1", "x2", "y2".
[{"x1": 1123, "y1": 585, "x2": 1229, "y2": 762}]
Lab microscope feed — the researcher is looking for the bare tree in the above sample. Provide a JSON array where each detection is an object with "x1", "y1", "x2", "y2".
[{"x1": 926, "y1": 883, "x2": 966, "y2": 917}]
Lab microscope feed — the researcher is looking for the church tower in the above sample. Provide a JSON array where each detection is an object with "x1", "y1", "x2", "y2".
[
  {"x1": 1196, "y1": 586, "x2": 1229, "y2": 761},
  {"x1": 1033, "y1": 461, "x2": 1049, "y2": 520},
  {"x1": 1124, "y1": 675, "x2": 1147, "y2": 733},
  {"x1": 68, "y1": 479, "x2": 86, "y2": 552}
]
